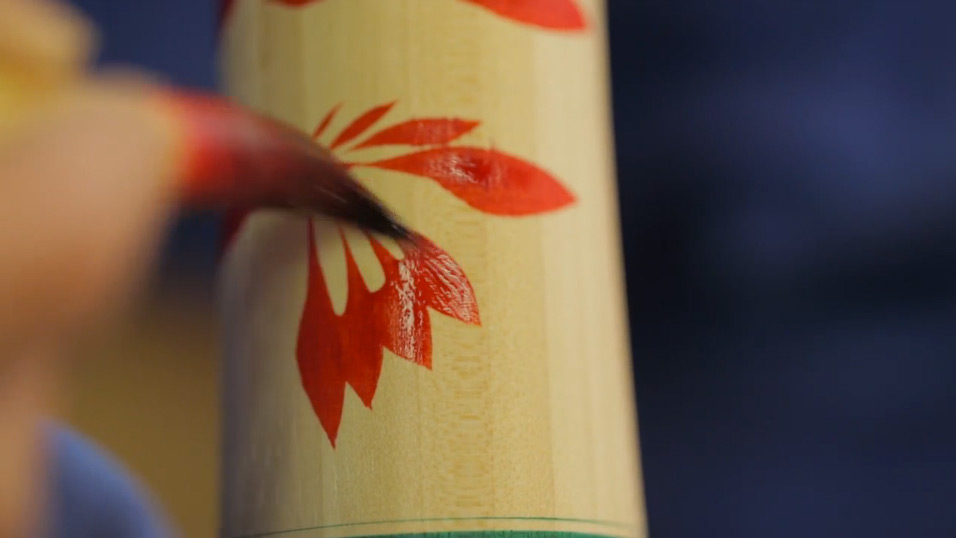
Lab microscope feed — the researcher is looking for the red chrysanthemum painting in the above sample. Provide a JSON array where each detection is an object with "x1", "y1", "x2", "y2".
[
  {"x1": 220, "y1": 0, "x2": 587, "y2": 31},
  {"x1": 223, "y1": 102, "x2": 576, "y2": 446}
]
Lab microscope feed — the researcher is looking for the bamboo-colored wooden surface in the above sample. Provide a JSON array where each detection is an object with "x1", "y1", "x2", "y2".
[{"x1": 219, "y1": 1, "x2": 645, "y2": 537}]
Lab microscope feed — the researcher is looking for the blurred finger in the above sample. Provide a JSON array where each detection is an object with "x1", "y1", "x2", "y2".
[{"x1": 0, "y1": 81, "x2": 180, "y2": 352}]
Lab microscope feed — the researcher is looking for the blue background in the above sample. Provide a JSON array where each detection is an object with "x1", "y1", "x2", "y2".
[{"x1": 70, "y1": 1, "x2": 956, "y2": 536}]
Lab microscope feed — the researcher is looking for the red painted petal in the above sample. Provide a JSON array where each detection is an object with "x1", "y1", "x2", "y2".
[
  {"x1": 364, "y1": 147, "x2": 576, "y2": 216},
  {"x1": 337, "y1": 232, "x2": 386, "y2": 406},
  {"x1": 353, "y1": 119, "x2": 480, "y2": 149},
  {"x1": 460, "y1": 0, "x2": 587, "y2": 30},
  {"x1": 298, "y1": 224, "x2": 348, "y2": 446},
  {"x1": 387, "y1": 236, "x2": 481, "y2": 326},
  {"x1": 331, "y1": 102, "x2": 396, "y2": 150},
  {"x1": 297, "y1": 333, "x2": 346, "y2": 447},
  {"x1": 296, "y1": 224, "x2": 482, "y2": 445},
  {"x1": 368, "y1": 238, "x2": 432, "y2": 367},
  {"x1": 374, "y1": 248, "x2": 435, "y2": 369},
  {"x1": 313, "y1": 104, "x2": 342, "y2": 139},
  {"x1": 369, "y1": 233, "x2": 480, "y2": 368}
]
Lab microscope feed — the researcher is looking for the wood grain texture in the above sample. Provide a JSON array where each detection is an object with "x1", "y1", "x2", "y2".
[{"x1": 218, "y1": 1, "x2": 645, "y2": 537}]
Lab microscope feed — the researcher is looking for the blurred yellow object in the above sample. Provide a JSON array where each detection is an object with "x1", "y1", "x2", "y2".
[
  {"x1": 0, "y1": 0, "x2": 96, "y2": 138},
  {"x1": 63, "y1": 279, "x2": 221, "y2": 537}
]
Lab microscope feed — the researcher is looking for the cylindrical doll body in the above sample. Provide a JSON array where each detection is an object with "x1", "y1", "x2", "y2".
[{"x1": 218, "y1": 1, "x2": 645, "y2": 537}]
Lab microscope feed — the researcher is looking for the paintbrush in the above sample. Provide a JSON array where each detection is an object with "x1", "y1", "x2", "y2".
[
  {"x1": 160, "y1": 90, "x2": 412, "y2": 240},
  {"x1": 0, "y1": 0, "x2": 411, "y2": 241}
]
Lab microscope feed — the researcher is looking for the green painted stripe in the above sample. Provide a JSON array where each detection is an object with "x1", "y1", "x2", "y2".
[{"x1": 232, "y1": 518, "x2": 639, "y2": 538}]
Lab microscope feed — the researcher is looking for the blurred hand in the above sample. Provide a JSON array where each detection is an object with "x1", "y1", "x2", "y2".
[{"x1": 0, "y1": 81, "x2": 179, "y2": 537}]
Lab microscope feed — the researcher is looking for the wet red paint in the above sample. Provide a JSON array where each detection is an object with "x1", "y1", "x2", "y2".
[
  {"x1": 222, "y1": 0, "x2": 587, "y2": 31},
  {"x1": 365, "y1": 147, "x2": 575, "y2": 215},
  {"x1": 341, "y1": 101, "x2": 576, "y2": 216},
  {"x1": 298, "y1": 224, "x2": 479, "y2": 446},
  {"x1": 221, "y1": 101, "x2": 576, "y2": 445}
]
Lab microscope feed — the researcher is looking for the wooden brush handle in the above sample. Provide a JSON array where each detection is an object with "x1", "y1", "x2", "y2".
[{"x1": 218, "y1": 1, "x2": 646, "y2": 537}]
